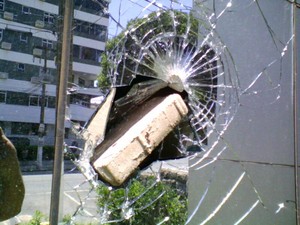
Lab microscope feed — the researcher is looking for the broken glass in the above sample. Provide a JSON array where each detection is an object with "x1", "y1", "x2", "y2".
[{"x1": 63, "y1": 0, "x2": 299, "y2": 224}]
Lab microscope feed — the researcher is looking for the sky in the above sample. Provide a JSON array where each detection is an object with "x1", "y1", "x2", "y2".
[{"x1": 107, "y1": 0, "x2": 193, "y2": 38}]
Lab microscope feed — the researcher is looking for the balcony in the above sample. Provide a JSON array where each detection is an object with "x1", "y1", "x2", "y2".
[
  {"x1": 0, "y1": 101, "x2": 96, "y2": 126},
  {"x1": 0, "y1": 104, "x2": 56, "y2": 124},
  {"x1": 69, "y1": 103, "x2": 96, "y2": 122}
]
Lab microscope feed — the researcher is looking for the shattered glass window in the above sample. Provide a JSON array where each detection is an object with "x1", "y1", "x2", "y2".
[
  {"x1": 0, "y1": 0, "x2": 299, "y2": 224},
  {"x1": 66, "y1": 0, "x2": 299, "y2": 224}
]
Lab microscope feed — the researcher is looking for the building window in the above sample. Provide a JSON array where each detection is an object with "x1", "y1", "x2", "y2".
[
  {"x1": 89, "y1": 24, "x2": 107, "y2": 40},
  {"x1": 65, "y1": 128, "x2": 69, "y2": 139},
  {"x1": 0, "y1": 29, "x2": 3, "y2": 41},
  {"x1": 78, "y1": 77, "x2": 85, "y2": 86},
  {"x1": 29, "y1": 95, "x2": 49, "y2": 107},
  {"x1": 0, "y1": 0, "x2": 4, "y2": 11},
  {"x1": 6, "y1": 91, "x2": 29, "y2": 105},
  {"x1": 44, "y1": 12, "x2": 54, "y2": 24},
  {"x1": 39, "y1": 66, "x2": 51, "y2": 76},
  {"x1": 42, "y1": 39, "x2": 53, "y2": 49},
  {"x1": 22, "y1": 6, "x2": 31, "y2": 14},
  {"x1": 0, "y1": 91, "x2": 6, "y2": 103},
  {"x1": 75, "y1": 21, "x2": 82, "y2": 33},
  {"x1": 29, "y1": 95, "x2": 39, "y2": 106},
  {"x1": 48, "y1": 96, "x2": 56, "y2": 108},
  {"x1": 11, "y1": 122, "x2": 39, "y2": 135},
  {"x1": 74, "y1": 0, "x2": 104, "y2": 12},
  {"x1": 73, "y1": 45, "x2": 103, "y2": 62},
  {"x1": 17, "y1": 63, "x2": 25, "y2": 71},
  {"x1": 20, "y1": 33, "x2": 28, "y2": 42},
  {"x1": 70, "y1": 93, "x2": 91, "y2": 107},
  {"x1": 97, "y1": 29, "x2": 107, "y2": 42},
  {"x1": 74, "y1": 20, "x2": 107, "y2": 41}
]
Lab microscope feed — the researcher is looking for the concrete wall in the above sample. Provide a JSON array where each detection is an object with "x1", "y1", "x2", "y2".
[{"x1": 188, "y1": 1, "x2": 299, "y2": 224}]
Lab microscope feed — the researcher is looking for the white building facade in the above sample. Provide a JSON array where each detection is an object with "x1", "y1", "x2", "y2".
[{"x1": 0, "y1": 0, "x2": 108, "y2": 151}]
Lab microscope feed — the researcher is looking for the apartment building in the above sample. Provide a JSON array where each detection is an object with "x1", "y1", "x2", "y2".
[{"x1": 0, "y1": 0, "x2": 108, "y2": 148}]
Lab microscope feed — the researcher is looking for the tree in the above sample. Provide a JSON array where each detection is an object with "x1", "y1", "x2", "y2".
[
  {"x1": 96, "y1": 176, "x2": 187, "y2": 225},
  {"x1": 98, "y1": 9, "x2": 200, "y2": 89}
]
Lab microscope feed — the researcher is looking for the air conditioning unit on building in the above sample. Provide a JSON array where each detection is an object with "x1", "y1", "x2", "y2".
[
  {"x1": 0, "y1": 72, "x2": 8, "y2": 79},
  {"x1": 3, "y1": 11, "x2": 14, "y2": 21},
  {"x1": 31, "y1": 76, "x2": 41, "y2": 84},
  {"x1": 1, "y1": 42, "x2": 12, "y2": 50},
  {"x1": 35, "y1": 20, "x2": 45, "y2": 28},
  {"x1": 33, "y1": 48, "x2": 43, "y2": 57}
]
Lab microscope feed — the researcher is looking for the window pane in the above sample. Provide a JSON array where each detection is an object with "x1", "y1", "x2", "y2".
[
  {"x1": 44, "y1": 12, "x2": 54, "y2": 24},
  {"x1": 29, "y1": 95, "x2": 39, "y2": 106},
  {"x1": 20, "y1": 33, "x2": 28, "y2": 42},
  {"x1": 18, "y1": 63, "x2": 25, "y2": 71},
  {"x1": 0, "y1": 91, "x2": 6, "y2": 103},
  {"x1": 22, "y1": 6, "x2": 30, "y2": 14},
  {"x1": 7, "y1": 91, "x2": 29, "y2": 105},
  {"x1": 0, "y1": 29, "x2": 3, "y2": 41},
  {"x1": 11, "y1": 122, "x2": 30, "y2": 135},
  {"x1": 0, "y1": 0, "x2": 4, "y2": 11}
]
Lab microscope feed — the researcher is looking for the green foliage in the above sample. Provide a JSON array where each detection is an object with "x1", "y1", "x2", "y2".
[
  {"x1": 19, "y1": 178, "x2": 186, "y2": 225},
  {"x1": 62, "y1": 214, "x2": 72, "y2": 224},
  {"x1": 20, "y1": 210, "x2": 46, "y2": 225},
  {"x1": 98, "y1": 9, "x2": 199, "y2": 87},
  {"x1": 97, "y1": 34, "x2": 124, "y2": 90},
  {"x1": 15, "y1": 145, "x2": 30, "y2": 161},
  {"x1": 20, "y1": 212, "x2": 97, "y2": 225},
  {"x1": 62, "y1": 214, "x2": 97, "y2": 225},
  {"x1": 97, "y1": 54, "x2": 111, "y2": 90},
  {"x1": 96, "y1": 177, "x2": 187, "y2": 225},
  {"x1": 126, "y1": 10, "x2": 199, "y2": 42},
  {"x1": 43, "y1": 146, "x2": 55, "y2": 160}
]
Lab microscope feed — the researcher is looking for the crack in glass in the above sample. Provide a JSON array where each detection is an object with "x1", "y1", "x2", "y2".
[{"x1": 64, "y1": 0, "x2": 297, "y2": 224}]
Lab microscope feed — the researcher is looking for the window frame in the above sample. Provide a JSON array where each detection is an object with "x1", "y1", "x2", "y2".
[
  {"x1": 11, "y1": 122, "x2": 39, "y2": 135},
  {"x1": 6, "y1": 91, "x2": 29, "y2": 105},
  {"x1": 29, "y1": 95, "x2": 39, "y2": 106},
  {"x1": 42, "y1": 39, "x2": 53, "y2": 49},
  {"x1": 0, "y1": 0, "x2": 5, "y2": 11},
  {"x1": 20, "y1": 32, "x2": 28, "y2": 42},
  {"x1": 78, "y1": 77, "x2": 85, "y2": 86},
  {"x1": 0, "y1": 29, "x2": 3, "y2": 42},
  {"x1": 17, "y1": 63, "x2": 25, "y2": 72},
  {"x1": 29, "y1": 94, "x2": 49, "y2": 107},
  {"x1": 44, "y1": 12, "x2": 54, "y2": 24},
  {"x1": 22, "y1": 6, "x2": 31, "y2": 14},
  {"x1": 0, "y1": 91, "x2": 6, "y2": 103}
]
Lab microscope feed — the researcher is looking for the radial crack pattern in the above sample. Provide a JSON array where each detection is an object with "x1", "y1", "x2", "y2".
[{"x1": 64, "y1": 0, "x2": 296, "y2": 224}]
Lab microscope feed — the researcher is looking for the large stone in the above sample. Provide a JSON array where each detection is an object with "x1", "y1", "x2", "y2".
[
  {"x1": 82, "y1": 88, "x2": 116, "y2": 154},
  {"x1": 0, "y1": 127, "x2": 25, "y2": 222},
  {"x1": 92, "y1": 93, "x2": 188, "y2": 186}
]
